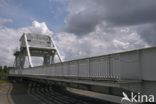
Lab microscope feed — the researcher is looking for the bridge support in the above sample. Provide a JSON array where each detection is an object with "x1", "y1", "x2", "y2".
[{"x1": 13, "y1": 33, "x2": 63, "y2": 69}]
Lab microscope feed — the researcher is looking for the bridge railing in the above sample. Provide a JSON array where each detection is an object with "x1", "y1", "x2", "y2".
[
  {"x1": 10, "y1": 47, "x2": 156, "y2": 81},
  {"x1": 10, "y1": 54, "x2": 121, "y2": 79},
  {"x1": 10, "y1": 51, "x2": 140, "y2": 80}
]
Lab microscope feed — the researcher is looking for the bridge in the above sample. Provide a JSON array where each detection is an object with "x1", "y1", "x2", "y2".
[{"x1": 9, "y1": 33, "x2": 156, "y2": 103}]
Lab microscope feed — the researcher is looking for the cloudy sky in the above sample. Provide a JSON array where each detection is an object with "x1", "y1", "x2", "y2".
[{"x1": 0, "y1": 0, "x2": 156, "y2": 66}]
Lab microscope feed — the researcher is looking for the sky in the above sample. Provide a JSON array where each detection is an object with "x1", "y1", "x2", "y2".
[{"x1": 0, "y1": 0, "x2": 156, "y2": 66}]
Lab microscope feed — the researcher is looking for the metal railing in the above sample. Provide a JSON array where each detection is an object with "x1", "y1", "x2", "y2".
[{"x1": 10, "y1": 54, "x2": 121, "y2": 80}]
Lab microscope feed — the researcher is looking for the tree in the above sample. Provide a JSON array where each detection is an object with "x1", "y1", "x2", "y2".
[
  {"x1": 3, "y1": 65, "x2": 8, "y2": 73},
  {"x1": 0, "y1": 65, "x2": 2, "y2": 72}
]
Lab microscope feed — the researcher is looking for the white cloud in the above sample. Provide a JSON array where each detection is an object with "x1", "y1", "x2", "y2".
[
  {"x1": 0, "y1": 20, "x2": 53, "y2": 66},
  {"x1": 0, "y1": 19, "x2": 150, "y2": 67},
  {"x1": 27, "y1": 21, "x2": 53, "y2": 35},
  {"x1": 56, "y1": 25, "x2": 149, "y2": 61}
]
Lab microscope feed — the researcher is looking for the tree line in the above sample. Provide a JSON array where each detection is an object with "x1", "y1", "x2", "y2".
[
  {"x1": 0, "y1": 65, "x2": 13, "y2": 73},
  {"x1": 0, "y1": 65, "x2": 13, "y2": 79}
]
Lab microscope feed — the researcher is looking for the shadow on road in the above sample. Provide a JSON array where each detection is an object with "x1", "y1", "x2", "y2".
[
  {"x1": 10, "y1": 82, "x2": 117, "y2": 104},
  {"x1": 11, "y1": 82, "x2": 41, "y2": 104}
]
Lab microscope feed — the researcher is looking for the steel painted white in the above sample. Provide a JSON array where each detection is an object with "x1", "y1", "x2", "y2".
[{"x1": 10, "y1": 47, "x2": 156, "y2": 81}]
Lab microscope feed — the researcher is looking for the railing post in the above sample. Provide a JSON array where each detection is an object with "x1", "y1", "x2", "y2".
[
  {"x1": 108, "y1": 55, "x2": 111, "y2": 79},
  {"x1": 88, "y1": 58, "x2": 90, "y2": 78},
  {"x1": 78, "y1": 60, "x2": 79, "y2": 78}
]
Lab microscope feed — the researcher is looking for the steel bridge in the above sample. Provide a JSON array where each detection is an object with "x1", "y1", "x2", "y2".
[{"x1": 9, "y1": 33, "x2": 156, "y2": 103}]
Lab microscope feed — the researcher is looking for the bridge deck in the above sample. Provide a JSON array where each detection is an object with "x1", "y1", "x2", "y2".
[{"x1": 9, "y1": 46, "x2": 156, "y2": 101}]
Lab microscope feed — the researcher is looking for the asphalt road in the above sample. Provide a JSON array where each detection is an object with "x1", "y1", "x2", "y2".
[{"x1": 10, "y1": 82, "x2": 118, "y2": 104}]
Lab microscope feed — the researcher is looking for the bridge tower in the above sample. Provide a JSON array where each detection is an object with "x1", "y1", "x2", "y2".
[{"x1": 14, "y1": 33, "x2": 63, "y2": 69}]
